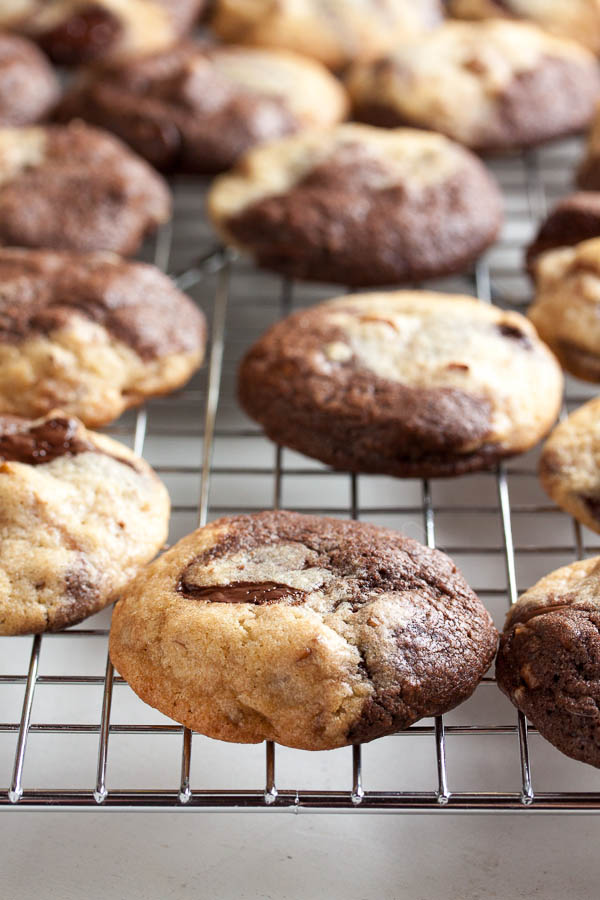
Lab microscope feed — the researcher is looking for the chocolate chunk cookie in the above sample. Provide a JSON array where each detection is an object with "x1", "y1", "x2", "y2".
[
  {"x1": 58, "y1": 43, "x2": 348, "y2": 173},
  {"x1": 448, "y1": 0, "x2": 600, "y2": 56},
  {"x1": 0, "y1": 248, "x2": 205, "y2": 426},
  {"x1": 211, "y1": 0, "x2": 443, "y2": 70},
  {"x1": 0, "y1": 412, "x2": 169, "y2": 634},
  {"x1": 539, "y1": 397, "x2": 600, "y2": 534},
  {"x1": 529, "y1": 237, "x2": 600, "y2": 381},
  {"x1": 496, "y1": 556, "x2": 600, "y2": 768},
  {"x1": 208, "y1": 124, "x2": 503, "y2": 286},
  {"x1": 0, "y1": 32, "x2": 58, "y2": 126},
  {"x1": 110, "y1": 510, "x2": 497, "y2": 750},
  {"x1": 347, "y1": 21, "x2": 600, "y2": 152},
  {"x1": 2, "y1": 0, "x2": 205, "y2": 65},
  {"x1": 526, "y1": 193, "x2": 600, "y2": 269},
  {"x1": 0, "y1": 122, "x2": 171, "y2": 254},
  {"x1": 238, "y1": 291, "x2": 563, "y2": 478}
]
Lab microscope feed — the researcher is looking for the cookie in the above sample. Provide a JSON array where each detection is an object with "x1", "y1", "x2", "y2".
[
  {"x1": 208, "y1": 124, "x2": 503, "y2": 286},
  {"x1": 109, "y1": 510, "x2": 497, "y2": 750},
  {"x1": 238, "y1": 291, "x2": 563, "y2": 478},
  {"x1": 211, "y1": 0, "x2": 443, "y2": 71},
  {"x1": 448, "y1": 0, "x2": 600, "y2": 56},
  {"x1": 539, "y1": 397, "x2": 600, "y2": 534},
  {"x1": 347, "y1": 21, "x2": 600, "y2": 152},
  {"x1": 577, "y1": 103, "x2": 600, "y2": 189},
  {"x1": 528, "y1": 237, "x2": 600, "y2": 381},
  {"x1": 0, "y1": 412, "x2": 169, "y2": 635},
  {"x1": 0, "y1": 248, "x2": 206, "y2": 427},
  {"x1": 2, "y1": 0, "x2": 205, "y2": 65},
  {"x1": 526, "y1": 193, "x2": 600, "y2": 269},
  {"x1": 496, "y1": 556, "x2": 600, "y2": 768},
  {"x1": 0, "y1": 122, "x2": 171, "y2": 255},
  {"x1": 0, "y1": 32, "x2": 58, "y2": 126},
  {"x1": 57, "y1": 43, "x2": 349, "y2": 173}
]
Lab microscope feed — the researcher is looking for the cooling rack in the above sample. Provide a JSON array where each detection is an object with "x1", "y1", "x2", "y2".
[{"x1": 1, "y1": 137, "x2": 599, "y2": 814}]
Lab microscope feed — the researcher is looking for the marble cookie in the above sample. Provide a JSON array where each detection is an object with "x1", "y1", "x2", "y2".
[
  {"x1": 110, "y1": 510, "x2": 497, "y2": 750},
  {"x1": 0, "y1": 412, "x2": 169, "y2": 635},
  {"x1": 238, "y1": 290, "x2": 563, "y2": 477}
]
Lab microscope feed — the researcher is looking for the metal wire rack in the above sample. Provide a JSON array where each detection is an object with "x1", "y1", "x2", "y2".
[{"x1": 1, "y1": 137, "x2": 600, "y2": 814}]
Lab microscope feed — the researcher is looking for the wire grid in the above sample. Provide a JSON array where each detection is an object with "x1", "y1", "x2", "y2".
[{"x1": 1, "y1": 139, "x2": 600, "y2": 813}]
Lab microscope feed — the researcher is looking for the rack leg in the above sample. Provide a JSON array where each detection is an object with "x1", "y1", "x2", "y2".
[{"x1": 8, "y1": 635, "x2": 42, "y2": 803}]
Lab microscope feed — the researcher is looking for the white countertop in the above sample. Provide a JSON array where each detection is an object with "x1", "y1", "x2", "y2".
[{"x1": 4, "y1": 812, "x2": 599, "y2": 899}]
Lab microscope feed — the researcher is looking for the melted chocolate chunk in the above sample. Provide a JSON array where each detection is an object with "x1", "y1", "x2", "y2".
[
  {"x1": 583, "y1": 494, "x2": 600, "y2": 522},
  {"x1": 0, "y1": 416, "x2": 95, "y2": 465},
  {"x1": 183, "y1": 512, "x2": 469, "y2": 604},
  {"x1": 487, "y1": 0, "x2": 518, "y2": 11},
  {"x1": 0, "y1": 414, "x2": 140, "y2": 470},
  {"x1": 462, "y1": 56, "x2": 487, "y2": 76},
  {"x1": 526, "y1": 193, "x2": 600, "y2": 268},
  {"x1": 497, "y1": 322, "x2": 532, "y2": 348},
  {"x1": 177, "y1": 579, "x2": 306, "y2": 606}
]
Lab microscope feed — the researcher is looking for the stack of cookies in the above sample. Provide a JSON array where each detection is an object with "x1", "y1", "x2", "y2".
[{"x1": 2, "y1": 0, "x2": 600, "y2": 766}]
